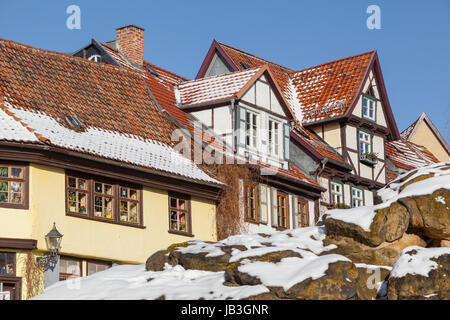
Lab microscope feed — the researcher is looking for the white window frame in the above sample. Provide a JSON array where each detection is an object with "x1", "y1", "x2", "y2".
[
  {"x1": 359, "y1": 130, "x2": 372, "y2": 155},
  {"x1": 268, "y1": 119, "x2": 280, "y2": 157},
  {"x1": 362, "y1": 95, "x2": 376, "y2": 122},
  {"x1": 330, "y1": 181, "x2": 344, "y2": 205},
  {"x1": 351, "y1": 187, "x2": 364, "y2": 208},
  {"x1": 245, "y1": 110, "x2": 259, "y2": 149},
  {"x1": 88, "y1": 54, "x2": 102, "y2": 63}
]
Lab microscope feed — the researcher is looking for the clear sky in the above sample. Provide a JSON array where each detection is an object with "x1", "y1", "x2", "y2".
[{"x1": 1, "y1": 0, "x2": 449, "y2": 140}]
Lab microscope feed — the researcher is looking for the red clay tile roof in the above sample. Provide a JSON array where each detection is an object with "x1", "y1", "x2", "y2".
[
  {"x1": 289, "y1": 51, "x2": 375, "y2": 124},
  {"x1": 0, "y1": 39, "x2": 221, "y2": 184},
  {"x1": 385, "y1": 139, "x2": 440, "y2": 173},
  {"x1": 178, "y1": 67, "x2": 261, "y2": 106}
]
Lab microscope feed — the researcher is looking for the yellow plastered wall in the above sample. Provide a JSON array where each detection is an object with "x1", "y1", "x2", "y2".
[
  {"x1": 409, "y1": 121, "x2": 450, "y2": 162},
  {"x1": 0, "y1": 163, "x2": 217, "y2": 297}
]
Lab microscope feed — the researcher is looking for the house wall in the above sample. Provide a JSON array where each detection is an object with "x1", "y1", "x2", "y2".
[
  {"x1": 204, "y1": 53, "x2": 232, "y2": 78},
  {"x1": 409, "y1": 121, "x2": 450, "y2": 162},
  {"x1": 0, "y1": 163, "x2": 217, "y2": 299}
]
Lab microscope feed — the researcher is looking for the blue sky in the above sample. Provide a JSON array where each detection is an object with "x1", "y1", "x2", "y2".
[{"x1": 1, "y1": 0, "x2": 449, "y2": 139}]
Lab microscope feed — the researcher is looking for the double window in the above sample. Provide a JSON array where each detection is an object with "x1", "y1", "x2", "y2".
[
  {"x1": 359, "y1": 130, "x2": 372, "y2": 155},
  {"x1": 0, "y1": 164, "x2": 27, "y2": 209},
  {"x1": 362, "y1": 95, "x2": 376, "y2": 122},
  {"x1": 245, "y1": 110, "x2": 258, "y2": 149},
  {"x1": 330, "y1": 181, "x2": 344, "y2": 205},
  {"x1": 277, "y1": 192, "x2": 289, "y2": 229},
  {"x1": 351, "y1": 187, "x2": 364, "y2": 208},
  {"x1": 297, "y1": 199, "x2": 309, "y2": 227},
  {"x1": 244, "y1": 184, "x2": 259, "y2": 223},
  {"x1": 66, "y1": 174, "x2": 142, "y2": 226},
  {"x1": 169, "y1": 193, "x2": 192, "y2": 235}
]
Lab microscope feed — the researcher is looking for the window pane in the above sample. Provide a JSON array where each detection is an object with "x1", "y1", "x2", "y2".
[
  {"x1": 104, "y1": 184, "x2": 113, "y2": 195},
  {"x1": 129, "y1": 189, "x2": 137, "y2": 200},
  {"x1": 120, "y1": 188, "x2": 128, "y2": 198},
  {"x1": 0, "y1": 167, "x2": 8, "y2": 177},
  {"x1": 95, "y1": 183, "x2": 103, "y2": 193},
  {"x1": 129, "y1": 203, "x2": 138, "y2": 223},
  {"x1": 68, "y1": 191, "x2": 77, "y2": 212},
  {"x1": 104, "y1": 198, "x2": 113, "y2": 219},
  {"x1": 170, "y1": 198, "x2": 177, "y2": 208},
  {"x1": 11, "y1": 168, "x2": 22, "y2": 179},
  {"x1": 78, "y1": 179, "x2": 86, "y2": 190},
  {"x1": 68, "y1": 177, "x2": 76, "y2": 188},
  {"x1": 0, "y1": 252, "x2": 15, "y2": 275}
]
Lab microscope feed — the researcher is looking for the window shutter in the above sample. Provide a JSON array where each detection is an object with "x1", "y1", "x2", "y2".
[
  {"x1": 283, "y1": 123, "x2": 290, "y2": 160},
  {"x1": 258, "y1": 184, "x2": 268, "y2": 224},
  {"x1": 237, "y1": 106, "x2": 247, "y2": 147},
  {"x1": 292, "y1": 195, "x2": 299, "y2": 228},
  {"x1": 270, "y1": 187, "x2": 278, "y2": 227}
]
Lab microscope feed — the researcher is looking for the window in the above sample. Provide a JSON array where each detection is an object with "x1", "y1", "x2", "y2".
[
  {"x1": 330, "y1": 181, "x2": 344, "y2": 205},
  {"x1": 0, "y1": 165, "x2": 27, "y2": 208},
  {"x1": 351, "y1": 187, "x2": 364, "y2": 208},
  {"x1": 297, "y1": 199, "x2": 309, "y2": 227},
  {"x1": 244, "y1": 184, "x2": 259, "y2": 222},
  {"x1": 66, "y1": 174, "x2": 142, "y2": 227},
  {"x1": 0, "y1": 252, "x2": 15, "y2": 276},
  {"x1": 94, "y1": 182, "x2": 115, "y2": 219},
  {"x1": 362, "y1": 95, "x2": 376, "y2": 121},
  {"x1": 59, "y1": 257, "x2": 81, "y2": 281},
  {"x1": 87, "y1": 260, "x2": 112, "y2": 276},
  {"x1": 268, "y1": 120, "x2": 280, "y2": 156},
  {"x1": 359, "y1": 130, "x2": 372, "y2": 155},
  {"x1": 169, "y1": 193, "x2": 191, "y2": 235},
  {"x1": 277, "y1": 192, "x2": 289, "y2": 229},
  {"x1": 67, "y1": 176, "x2": 89, "y2": 215},
  {"x1": 88, "y1": 54, "x2": 102, "y2": 63},
  {"x1": 119, "y1": 187, "x2": 140, "y2": 223},
  {"x1": 245, "y1": 110, "x2": 258, "y2": 149}
]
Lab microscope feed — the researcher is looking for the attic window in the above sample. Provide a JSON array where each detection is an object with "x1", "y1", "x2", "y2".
[
  {"x1": 65, "y1": 115, "x2": 83, "y2": 130},
  {"x1": 88, "y1": 55, "x2": 102, "y2": 63},
  {"x1": 241, "y1": 63, "x2": 251, "y2": 70},
  {"x1": 145, "y1": 65, "x2": 159, "y2": 77}
]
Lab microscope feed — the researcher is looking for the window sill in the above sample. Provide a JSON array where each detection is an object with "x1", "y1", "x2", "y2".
[
  {"x1": 244, "y1": 218, "x2": 260, "y2": 225},
  {"x1": 0, "y1": 203, "x2": 29, "y2": 210},
  {"x1": 66, "y1": 212, "x2": 145, "y2": 229},
  {"x1": 168, "y1": 229, "x2": 194, "y2": 238}
]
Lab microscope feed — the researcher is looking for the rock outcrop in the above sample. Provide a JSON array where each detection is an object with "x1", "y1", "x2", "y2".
[{"x1": 387, "y1": 246, "x2": 450, "y2": 300}]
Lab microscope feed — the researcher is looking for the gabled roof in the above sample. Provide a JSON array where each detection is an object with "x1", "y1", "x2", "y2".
[
  {"x1": 385, "y1": 139, "x2": 440, "y2": 173},
  {"x1": 401, "y1": 112, "x2": 450, "y2": 153},
  {"x1": 197, "y1": 41, "x2": 400, "y2": 139},
  {"x1": 178, "y1": 65, "x2": 295, "y2": 121},
  {"x1": 179, "y1": 67, "x2": 260, "y2": 106},
  {"x1": 289, "y1": 51, "x2": 375, "y2": 124},
  {"x1": 0, "y1": 39, "x2": 220, "y2": 185}
]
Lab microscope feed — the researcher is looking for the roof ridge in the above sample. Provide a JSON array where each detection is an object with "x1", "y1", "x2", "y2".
[
  {"x1": 0, "y1": 38, "x2": 147, "y2": 77},
  {"x1": 290, "y1": 50, "x2": 376, "y2": 75},
  {"x1": 217, "y1": 41, "x2": 294, "y2": 72}
]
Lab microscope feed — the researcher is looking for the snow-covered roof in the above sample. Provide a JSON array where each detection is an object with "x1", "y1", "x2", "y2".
[
  {"x1": 178, "y1": 67, "x2": 260, "y2": 106},
  {"x1": 0, "y1": 39, "x2": 220, "y2": 185}
]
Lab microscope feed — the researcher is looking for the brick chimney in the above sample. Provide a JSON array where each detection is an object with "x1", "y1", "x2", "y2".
[{"x1": 116, "y1": 25, "x2": 144, "y2": 66}]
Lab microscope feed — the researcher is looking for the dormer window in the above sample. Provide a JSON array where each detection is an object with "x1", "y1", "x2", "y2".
[
  {"x1": 88, "y1": 54, "x2": 102, "y2": 63},
  {"x1": 65, "y1": 114, "x2": 83, "y2": 130},
  {"x1": 362, "y1": 94, "x2": 376, "y2": 122}
]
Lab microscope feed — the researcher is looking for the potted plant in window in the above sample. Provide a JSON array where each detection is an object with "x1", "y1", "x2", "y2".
[{"x1": 360, "y1": 152, "x2": 378, "y2": 165}]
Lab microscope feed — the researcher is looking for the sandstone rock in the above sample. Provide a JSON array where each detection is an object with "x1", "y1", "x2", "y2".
[
  {"x1": 324, "y1": 201, "x2": 409, "y2": 247},
  {"x1": 323, "y1": 232, "x2": 427, "y2": 266},
  {"x1": 146, "y1": 241, "x2": 194, "y2": 271},
  {"x1": 355, "y1": 265, "x2": 391, "y2": 300},
  {"x1": 387, "y1": 246, "x2": 450, "y2": 300}
]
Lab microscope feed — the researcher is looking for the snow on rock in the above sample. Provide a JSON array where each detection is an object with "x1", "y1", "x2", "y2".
[
  {"x1": 32, "y1": 264, "x2": 269, "y2": 300},
  {"x1": 389, "y1": 246, "x2": 450, "y2": 278},
  {"x1": 378, "y1": 162, "x2": 450, "y2": 204},
  {"x1": 237, "y1": 254, "x2": 351, "y2": 291}
]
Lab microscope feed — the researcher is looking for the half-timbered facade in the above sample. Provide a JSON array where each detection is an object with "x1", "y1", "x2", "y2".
[{"x1": 195, "y1": 41, "x2": 402, "y2": 215}]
